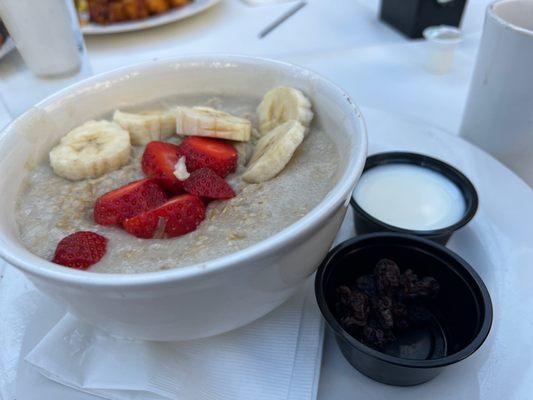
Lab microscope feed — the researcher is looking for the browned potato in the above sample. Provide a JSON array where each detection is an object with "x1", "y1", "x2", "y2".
[
  {"x1": 85, "y1": 0, "x2": 188, "y2": 24},
  {"x1": 88, "y1": 0, "x2": 111, "y2": 24},
  {"x1": 145, "y1": 0, "x2": 170, "y2": 14},
  {"x1": 109, "y1": 2, "x2": 128, "y2": 22},
  {"x1": 169, "y1": 0, "x2": 189, "y2": 7},
  {"x1": 123, "y1": 0, "x2": 149, "y2": 20}
]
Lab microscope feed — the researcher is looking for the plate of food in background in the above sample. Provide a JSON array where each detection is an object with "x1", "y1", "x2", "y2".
[{"x1": 75, "y1": 0, "x2": 221, "y2": 35}]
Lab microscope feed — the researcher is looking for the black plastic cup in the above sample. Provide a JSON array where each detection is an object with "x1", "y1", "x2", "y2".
[
  {"x1": 315, "y1": 233, "x2": 492, "y2": 386},
  {"x1": 350, "y1": 152, "x2": 479, "y2": 245}
]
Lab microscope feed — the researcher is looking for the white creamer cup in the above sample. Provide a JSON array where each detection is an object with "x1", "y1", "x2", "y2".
[
  {"x1": 423, "y1": 25, "x2": 462, "y2": 75},
  {"x1": 0, "y1": 0, "x2": 82, "y2": 77},
  {"x1": 460, "y1": 0, "x2": 533, "y2": 186}
]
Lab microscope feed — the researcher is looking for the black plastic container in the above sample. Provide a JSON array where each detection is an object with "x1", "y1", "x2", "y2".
[
  {"x1": 315, "y1": 233, "x2": 492, "y2": 386},
  {"x1": 380, "y1": 0, "x2": 467, "y2": 39},
  {"x1": 351, "y1": 152, "x2": 478, "y2": 245}
]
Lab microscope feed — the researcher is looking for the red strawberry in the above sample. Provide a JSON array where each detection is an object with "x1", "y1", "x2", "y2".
[
  {"x1": 52, "y1": 231, "x2": 107, "y2": 270},
  {"x1": 178, "y1": 136, "x2": 237, "y2": 178},
  {"x1": 123, "y1": 194, "x2": 205, "y2": 239},
  {"x1": 94, "y1": 178, "x2": 168, "y2": 226},
  {"x1": 141, "y1": 141, "x2": 183, "y2": 193},
  {"x1": 183, "y1": 168, "x2": 235, "y2": 200}
]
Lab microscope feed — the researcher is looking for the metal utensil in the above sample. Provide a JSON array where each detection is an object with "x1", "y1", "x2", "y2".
[{"x1": 258, "y1": 1, "x2": 307, "y2": 39}]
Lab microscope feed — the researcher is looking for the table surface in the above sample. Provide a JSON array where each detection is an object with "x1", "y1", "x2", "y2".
[
  {"x1": 0, "y1": 0, "x2": 491, "y2": 129},
  {"x1": 2, "y1": 0, "x2": 526, "y2": 398}
]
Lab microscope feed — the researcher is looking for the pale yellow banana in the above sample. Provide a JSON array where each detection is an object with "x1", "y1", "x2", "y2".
[
  {"x1": 113, "y1": 110, "x2": 176, "y2": 145},
  {"x1": 243, "y1": 120, "x2": 305, "y2": 183},
  {"x1": 175, "y1": 106, "x2": 251, "y2": 142},
  {"x1": 257, "y1": 87, "x2": 313, "y2": 136},
  {"x1": 49, "y1": 120, "x2": 131, "y2": 181}
]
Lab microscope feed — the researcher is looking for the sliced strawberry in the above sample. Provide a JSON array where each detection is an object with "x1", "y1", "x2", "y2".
[
  {"x1": 141, "y1": 141, "x2": 183, "y2": 193},
  {"x1": 123, "y1": 194, "x2": 205, "y2": 239},
  {"x1": 94, "y1": 178, "x2": 168, "y2": 226},
  {"x1": 52, "y1": 231, "x2": 107, "y2": 270},
  {"x1": 183, "y1": 168, "x2": 235, "y2": 200},
  {"x1": 178, "y1": 136, "x2": 237, "y2": 178}
]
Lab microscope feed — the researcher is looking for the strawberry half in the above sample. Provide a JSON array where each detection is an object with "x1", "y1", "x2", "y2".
[
  {"x1": 94, "y1": 178, "x2": 168, "y2": 226},
  {"x1": 123, "y1": 194, "x2": 206, "y2": 239},
  {"x1": 178, "y1": 136, "x2": 237, "y2": 178},
  {"x1": 183, "y1": 168, "x2": 235, "y2": 200},
  {"x1": 52, "y1": 231, "x2": 107, "y2": 270},
  {"x1": 141, "y1": 141, "x2": 183, "y2": 193}
]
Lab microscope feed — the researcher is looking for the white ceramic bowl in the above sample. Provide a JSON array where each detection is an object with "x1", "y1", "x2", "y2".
[{"x1": 0, "y1": 55, "x2": 367, "y2": 341}]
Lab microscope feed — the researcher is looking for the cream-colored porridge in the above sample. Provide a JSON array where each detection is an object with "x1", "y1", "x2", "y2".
[{"x1": 15, "y1": 94, "x2": 339, "y2": 273}]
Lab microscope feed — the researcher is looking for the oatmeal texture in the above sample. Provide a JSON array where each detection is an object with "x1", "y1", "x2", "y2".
[{"x1": 16, "y1": 96, "x2": 339, "y2": 273}]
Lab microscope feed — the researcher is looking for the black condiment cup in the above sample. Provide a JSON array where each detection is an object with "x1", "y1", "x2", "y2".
[
  {"x1": 350, "y1": 152, "x2": 478, "y2": 245},
  {"x1": 315, "y1": 233, "x2": 492, "y2": 386}
]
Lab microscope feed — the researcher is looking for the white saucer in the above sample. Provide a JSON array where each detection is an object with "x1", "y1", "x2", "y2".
[{"x1": 318, "y1": 107, "x2": 533, "y2": 400}]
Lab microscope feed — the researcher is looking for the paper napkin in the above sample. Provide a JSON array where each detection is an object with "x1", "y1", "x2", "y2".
[
  {"x1": 0, "y1": 264, "x2": 42, "y2": 398},
  {"x1": 25, "y1": 285, "x2": 323, "y2": 400}
]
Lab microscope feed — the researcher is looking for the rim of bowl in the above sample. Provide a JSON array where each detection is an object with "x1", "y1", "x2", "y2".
[
  {"x1": 488, "y1": 0, "x2": 533, "y2": 37},
  {"x1": 314, "y1": 232, "x2": 493, "y2": 369},
  {"x1": 0, "y1": 54, "x2": 368, "y2": 288},
  {"x1": 350, "y1": 151, "x2": 479, "y2": 238}
]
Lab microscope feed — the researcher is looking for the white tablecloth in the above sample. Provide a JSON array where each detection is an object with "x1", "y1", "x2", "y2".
[
  {"x1": 0, "y1": 0, "x2": 494, "y2": 130},
  {"x1": 0, "y1": 1, "x2": 508, "y2": 398}
]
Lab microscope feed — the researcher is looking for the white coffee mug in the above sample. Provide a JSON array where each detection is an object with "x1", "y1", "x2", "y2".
[{"x1": 460, "y1": 0, "x2": 533, "y2": 186}]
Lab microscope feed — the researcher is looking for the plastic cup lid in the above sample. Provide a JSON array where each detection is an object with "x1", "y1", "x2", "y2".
[{"x1": 423, "y1": 25, "x2": 462, "y2": 45}]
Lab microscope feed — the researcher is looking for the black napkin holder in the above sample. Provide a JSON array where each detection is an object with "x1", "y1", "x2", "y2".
[{"x1": 380, "y1": 0, "x2": 467, "y2": 39}]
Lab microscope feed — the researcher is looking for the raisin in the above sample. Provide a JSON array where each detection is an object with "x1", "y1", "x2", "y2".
[
  {"x1": 340, "y1": 315, "x2": 362, "y2": 330},
  {"x1": 349, "y1": 290, "x2": 370, "y2": 326},
  {"x1": 392, "y1": 302, "x2": 407, "y2": 318},
  {"x1": 336, "y1": 286, "x2": 369, "y2": 327},
  {"x1": 416, "y1": 277, "x2": 440, "y2": 298},
  {"x1": 371, "y1": 295, "x2": 394, "y2": 329},
  {"x1": 377, "y1": 308, "x2": 394, "y2": 329},
  {"x1": 356, "y1": 274, "x2": 377, "y2": 297},
  {"x1": 362, "y1": 321, "x2": 395, "y2": 347},
  {"x1": 337, "y1": 285, "x2": 354, "y2": 307},
  {"x1": 375, "y1": 259, "x2": 401, "y2": 294},
  {"x1": 403, "y1": 273, "x2": 440, "y2": 299},
  {"x1": 362, "y1": 325, "x2": 386, "y2": 347},
  {"x1": 372, "y1": 295, "x2": 393, "y2": 311},
  {"x1": 334, "y1": 259, "x2": 439, "y2": 352},
  {"x1": 401, "y1": 268, "x2": 418, "y2": 296}
]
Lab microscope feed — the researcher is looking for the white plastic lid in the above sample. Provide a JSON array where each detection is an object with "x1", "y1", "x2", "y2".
[{"x1": 423, "y1": 25, "x2": 462, "y2": 45}]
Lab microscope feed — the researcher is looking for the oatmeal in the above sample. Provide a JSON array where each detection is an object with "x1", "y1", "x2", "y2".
[{"x1": 15, "y1": 91, "x2": 339, "y2": 273}]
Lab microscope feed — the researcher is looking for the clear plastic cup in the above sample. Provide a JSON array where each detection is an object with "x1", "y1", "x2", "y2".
[{"x1": 423, "y1": 25, "x2": 462, "y2": 75}]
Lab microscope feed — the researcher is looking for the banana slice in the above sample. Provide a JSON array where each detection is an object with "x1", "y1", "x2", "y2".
[
  {"x1": 49, "y1": 120, "x2": 131, "y2": 181},
  {"x1": 153, "y1": 110, "x2": 176, "y2": 139},
  {"x1": 233, "y1": 141, "x2": 254, "y2": 166},
  {"x1": 113, "y1": 110, "x2": 176, "y2": 146},
  {"x1": 243, "y1": 120, "x2": 305, "y2": 183},
  {"x1": 257, "y1": 87, "x2": 313, "y2": 136},
  {"x1": 142, "y1": 110, "x2": 176, "y2": 139},
  {"x1": 175, "y1": 106, "x2": 251, "y2": 142}
]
